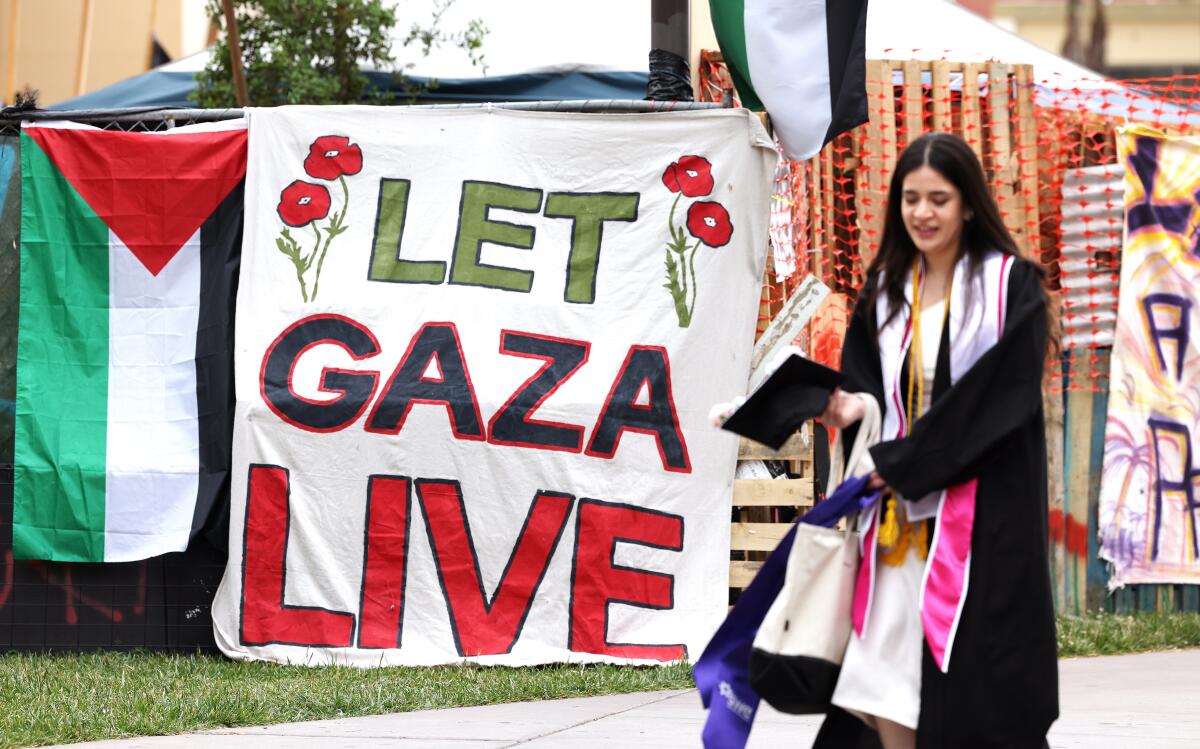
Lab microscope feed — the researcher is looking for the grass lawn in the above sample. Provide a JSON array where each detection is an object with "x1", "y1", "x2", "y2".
[
  {"x1": 0, "y1": 655, "x2": 693, "y2": 749},
  {"x1": 2, "y1": 612, "x2": 1199, "y2": 748},
  {"x1": 1056, "y1": 611, "x2": 1200, "y2": 657}
]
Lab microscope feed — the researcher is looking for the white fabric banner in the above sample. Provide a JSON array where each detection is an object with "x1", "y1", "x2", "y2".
[{"x1": 212, "y1": 106, "x2": 775, "y2": 666}]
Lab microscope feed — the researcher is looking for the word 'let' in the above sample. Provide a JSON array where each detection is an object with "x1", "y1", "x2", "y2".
[{"x1": 369, "y1": 180, "x2": 640, "y2": 303}]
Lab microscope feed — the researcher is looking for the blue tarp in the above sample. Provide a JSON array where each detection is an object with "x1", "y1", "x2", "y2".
[{"x1": 52, "y1": 67, "x2": 650, "y2": 110}]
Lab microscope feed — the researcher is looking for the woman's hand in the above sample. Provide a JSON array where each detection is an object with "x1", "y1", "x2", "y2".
[
  {"x1": 707, "y1": 396, "x2": 746, "y2": 428},
  {"x1": 866, "y1": 471, "x2": 890, "y2": 492},
  {"x1": 818, "y1": 389, "x2": 866, "y2": 430}
]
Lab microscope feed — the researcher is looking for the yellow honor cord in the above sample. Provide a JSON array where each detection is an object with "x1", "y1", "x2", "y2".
[
  {"x1": 877, "y1": 495, "x2": 901, "y2": 548},
  {"x1": 879, "y1": 257, "x2": 950, "y2": 562}
]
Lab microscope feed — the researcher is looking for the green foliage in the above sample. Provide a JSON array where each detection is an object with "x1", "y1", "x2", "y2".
[
  {"x1": 194, "y1": 0, "x2": 487, "y2": 107},
  {"x1": 0, "y1": 652, "x2": 692, "y2": 748}
]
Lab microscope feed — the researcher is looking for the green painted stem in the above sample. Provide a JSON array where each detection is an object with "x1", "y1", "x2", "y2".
[
  {"x1": 280, "y1": 230, "x2": 309, "y2": 302},
  {"x1": 686, "y1": 240, "x2": 701, "y2": 321},
  {"x1": 310, "y1": 176, "x2": 350, "y2": 302}
]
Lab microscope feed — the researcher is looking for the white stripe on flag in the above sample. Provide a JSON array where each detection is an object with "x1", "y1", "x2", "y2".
[
  {"x1": 104, "y1": 229, "x2": 202, "y2": 561},
  {"x1": 745, "y1": 0, "x2": 832, "y2": 161}
]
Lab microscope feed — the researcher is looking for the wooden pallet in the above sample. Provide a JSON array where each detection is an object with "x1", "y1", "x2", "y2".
[
  {"x1": 761, "y1": 59, "x2": 1040, "y2": 303},
  {"x1": 1109, "y1": 584, "x2": 1200, "y2": 614},
  {"x1": 728, "y1": 432, "x2": 816, "y2": 594},
  {"x1": 857, "y1": 60, "x2": 1040, "y2": 267}
]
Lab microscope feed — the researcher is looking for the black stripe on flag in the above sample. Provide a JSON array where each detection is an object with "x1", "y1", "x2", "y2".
[
  {"x1": 824, "y1": 0, "x2": 870, "y2": 145},
  {"x1": 190, "y1": 181, "x2": 243, "y2": 552}
]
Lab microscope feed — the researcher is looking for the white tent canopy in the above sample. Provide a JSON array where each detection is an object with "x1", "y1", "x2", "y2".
[
  {"x1": 866, "y1": 0, "x2": 1194, "y2": 123},
  {"x1": 55, "y1": 0, "x2": 1193, "y2": 122},
  {"x1": 867, "y1": 0, "x2": 1106, "y2": 85}
]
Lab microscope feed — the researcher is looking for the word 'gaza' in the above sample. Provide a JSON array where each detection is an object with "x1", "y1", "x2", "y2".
[{"x1": 259, "y1": 315, "x2": 691, "y2": 473}]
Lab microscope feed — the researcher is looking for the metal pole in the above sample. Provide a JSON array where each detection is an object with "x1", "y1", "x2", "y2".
[
  {"x1": 0, "y1": 101, "x2": 724, "y2": 131},
  {"x1": 650, "y1": 0, "x2": 689, "y2": 60},
  {"x1": 221, "y1": 0, "x2": 250, "y2": 107},
  {"x1": 648, "y1": 0, "x2": 692, "y2": 101}
]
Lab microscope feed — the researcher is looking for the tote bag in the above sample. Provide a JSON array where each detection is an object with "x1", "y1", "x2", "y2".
[{"x1": 747, "y1": 394, "x2": 880, "y2": 714}]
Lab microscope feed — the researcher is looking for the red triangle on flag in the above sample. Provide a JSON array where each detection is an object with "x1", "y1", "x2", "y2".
[{"x1": 26, "y1": 126, "x2": 247, "y2": 276}]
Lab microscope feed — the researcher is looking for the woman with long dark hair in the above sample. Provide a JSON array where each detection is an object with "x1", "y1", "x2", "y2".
[{"x1": 815, "y1": 132, "x2": 1058, "y2": 748}]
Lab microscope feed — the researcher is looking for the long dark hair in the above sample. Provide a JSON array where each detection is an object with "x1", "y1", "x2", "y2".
[{"x1": 864, "y1": 132, "x2": 1022, "y2": 331}]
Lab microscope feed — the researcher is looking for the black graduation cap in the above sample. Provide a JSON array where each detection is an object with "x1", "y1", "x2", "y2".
[{"x1": 720, "y1": 354, "x2": 843, "y2": 450}]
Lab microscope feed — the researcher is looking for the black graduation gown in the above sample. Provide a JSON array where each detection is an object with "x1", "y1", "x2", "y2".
[{"x1": 814, "y1": 258, "x2": 1059, "y2": 749}]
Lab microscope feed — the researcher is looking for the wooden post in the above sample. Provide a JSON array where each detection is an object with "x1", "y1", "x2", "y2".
[
  {"x1": 987, "y1": 63, "x2": 1021, "y2": 243},
  {"x1": 1085, "y1": 348, "x2": 1111, "y2": 612},
  {"x1": 1063, "y1": 352, "x2": 1094, "y2": 615},
  {"x1": 961, "y1": 63, "x2": 984, "y2": 162},
  {"x1": 1014, "y1": 65, "x2": 1041, "y2": 259},
  {"x1": 877, "y1": 62, "x2": 898, "y2": 177},
  {"x1": 930, "y1": 61, "x2": 951, "y2": 132},
  {"x1": 74, "y1": 0, "x2": 95, "y2": 97},
  {"x1": 1044, "y1": 358, "x2": 1067, "y2": 612},
  {"x1": 1035, "y1": 115, "x2": 1063, "y2": 275},
  {"x1": 808, "y1": 161, "x2": 825, "y2": 280},
  {"x1": 821, "y1": 142, "x2": 837, "y2": 278},
  {"x1": 901, "y1": 59, "x2": 922, "y2": 150},
  {"x1": 222, "y1": 0, "x2": 250, "y2": 107},
  {"x1": 4, "y1": 0, "x2": 18, "y2": 104},
  {"x1": 860, "y1": 60, "x2": 892, "y2": 262}
]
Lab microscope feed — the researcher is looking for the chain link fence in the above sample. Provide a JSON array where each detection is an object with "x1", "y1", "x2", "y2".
[
  {"x1": 0, "y1": 108, "x2": 243, "y2": 651},
  {"x1": 0, "y1": 100, "x2": 729, "y2": 651}
]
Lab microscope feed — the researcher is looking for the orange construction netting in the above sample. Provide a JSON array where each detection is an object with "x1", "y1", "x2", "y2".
[{"x1": 699, "y1": 51, "x2": 1200, "y2": 393}]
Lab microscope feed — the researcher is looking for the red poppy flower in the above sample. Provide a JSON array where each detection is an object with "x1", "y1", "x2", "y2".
[
  {"x1": 687, "y1": 201, "x2": 734, "y2": 247},
  {"x1": 303, "y1": 135, "x2": 363, "y2": 180},
  {"x1": 277, "y1": 180, "x2": 331, "y2": 227},
  {"x1": 661, "y1": 155, "x2": 714, "y2": 197}
]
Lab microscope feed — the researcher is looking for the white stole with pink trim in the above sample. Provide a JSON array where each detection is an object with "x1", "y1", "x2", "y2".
[{"x1": 851, "y1": 251, "x2": 1014, "y2": 673}]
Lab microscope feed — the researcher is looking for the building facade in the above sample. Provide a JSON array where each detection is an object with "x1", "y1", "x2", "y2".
[{"x1": 1, "y1": 0, "x2": 210, "y2": 106}]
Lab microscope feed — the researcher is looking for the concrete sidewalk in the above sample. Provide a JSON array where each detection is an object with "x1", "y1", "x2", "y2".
[{"x1": 55, "y1": 650, "x2": 1200, "y2": 748}]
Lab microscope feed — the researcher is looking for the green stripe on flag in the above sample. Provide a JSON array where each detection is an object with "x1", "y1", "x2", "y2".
[
  {"x1": 13, "y1": 131, "x2": 110, "y2": 562},
  {"x1": 709, "y1": 0, "x2": 764, "y2": 111}
]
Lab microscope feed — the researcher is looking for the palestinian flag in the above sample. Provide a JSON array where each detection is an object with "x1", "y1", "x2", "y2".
[
  {"x1": 13, "y1": 120, "x2": 247, "y2": 562},
  {"x1": 709, "y1": 0, "x2": 869, "y2": 161}
]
